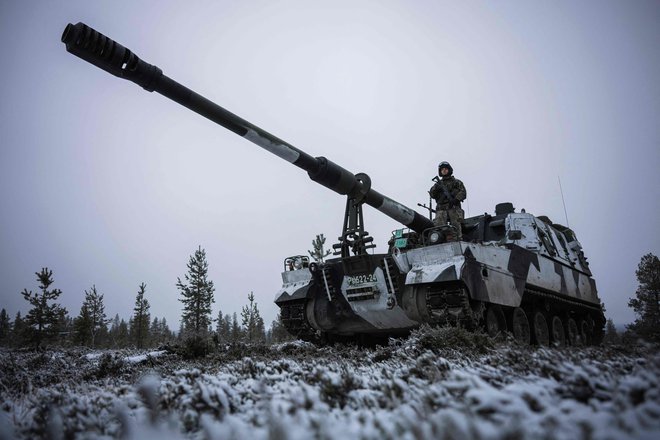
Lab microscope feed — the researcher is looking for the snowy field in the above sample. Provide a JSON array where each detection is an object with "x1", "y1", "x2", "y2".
[{"x1": 1, "y1": 327, "x2": 659, "y2": 440}]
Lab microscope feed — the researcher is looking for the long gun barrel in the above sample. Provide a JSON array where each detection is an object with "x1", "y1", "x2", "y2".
[{"x1": 61, "y1": 22, "x2": 433, "y2": 233}]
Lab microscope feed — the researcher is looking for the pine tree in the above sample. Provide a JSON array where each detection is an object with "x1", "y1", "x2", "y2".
[
  {"x1": 149, "y1": 317, "x2": 160, "y2": 346},
  {"x1": 222, "y1": 314, "x2": 232, "y2": 342},
  {"x1": 107, "y1": 315, "x2": 131, "y2": 348},
  {"x1": 21, "y1": 268, "x2": 67, "y2": 348},
  {"x1": 108, "y1": 314, "x2": 121, "y2": 347},
  {"x1": 117, "y1": 319, "x2": 129, "y2": 347},
  {"x1": 231, "y1": 312, "x2": 241, "y2": 343},
  {"x1": 52, "y1": 306, "x2": 71, "y2": 346},
  {"x1": 73, "y1": 304, "x2": 91, "y2": 346},
  {"x1": 256, "y1": 314, "x2": 265, "y2": 342},
  {"x1": 627, "y1": 253, "x2": 660, "y2": 342},
  {"x1": 12, "y1": 312, "x2": 26, "y2": 347},
  {"x1": 270, "y1": 312, "x2": 292, "y2": 343},
  {"x1": 130, "y1": 282, "x2": 151, "y2": 349},
  {"x1": 177, "y1": 246, "x2": 215, "y2": 356},
  {"x1": 603, "y1": 319, "x2": 620, "y2": 344},
  {"x1": 74, "y1": 285, "x2": 109, "y2": 347},
  {"x1": 159, "y1": 318, "x2": 173, "y2": 344},
  {"x1": 241, "y1": 292, "x2": 265, "y2": 343},
  {"x1": 215, "y1": 310, "x2": 227, "y2": 344},
  {"x1": 308, "y1": 233, "x2": 331, "y2": 263},
  {"x1": 0, "y1": 309, "x2": 11, "y2": 346}
]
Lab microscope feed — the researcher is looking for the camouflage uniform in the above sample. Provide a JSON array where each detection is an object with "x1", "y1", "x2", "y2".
[{"x1": 429, "y1": 175, "x2": 467, "y2": 240}]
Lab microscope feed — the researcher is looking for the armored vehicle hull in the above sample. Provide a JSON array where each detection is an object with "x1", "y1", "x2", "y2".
[{"x1": 276, "y1": 206, "x2": 604, "y2": 345}]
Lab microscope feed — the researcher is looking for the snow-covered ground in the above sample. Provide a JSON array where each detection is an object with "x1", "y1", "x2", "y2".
[{"x1": 1, "y1": 328, "x2": 659, "y2": 439}]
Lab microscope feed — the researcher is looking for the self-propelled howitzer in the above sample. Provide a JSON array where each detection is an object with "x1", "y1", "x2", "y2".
[{"x1": 62, "y1": 22, "x2": 605, "y2": 346}]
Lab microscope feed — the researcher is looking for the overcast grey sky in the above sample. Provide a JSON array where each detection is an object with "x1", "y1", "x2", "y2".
[{"x1": 1, "y1": 0, "x2": 658, "y2": 330}]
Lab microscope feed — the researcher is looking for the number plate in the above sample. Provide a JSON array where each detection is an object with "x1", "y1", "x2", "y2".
[{"x1": 347, "y1": 273, "x2": 377, "y2": 287}]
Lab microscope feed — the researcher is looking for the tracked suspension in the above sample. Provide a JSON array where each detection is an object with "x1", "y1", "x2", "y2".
[
  {"x1": 425, "y1": 285, "x2": 478, "y2": 329},
  {"x1": 279, "y1": 299, "x2": 319, "y2": 342}
]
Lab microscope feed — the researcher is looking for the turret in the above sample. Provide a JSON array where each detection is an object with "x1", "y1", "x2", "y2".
[{"x1": 61, "y1": 22, "x2": 433, "y2": 256}]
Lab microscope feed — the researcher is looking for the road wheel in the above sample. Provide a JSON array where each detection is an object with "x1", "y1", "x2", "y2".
[
  {"x1": 511, "y1": 307, "x2": 530, "y2": 345},
  {"x1": 566, "y1": 318, "x2": 579, "y2": 345},
  {"x1": 485, "y1": 305, "x2": 507, "y2": 338},
  {"x1": 551, "y1": 315, "x2": 566, "y2": 346},
  {"x1": 532, "y1": 311, "x2": 550, "y2": 346}
]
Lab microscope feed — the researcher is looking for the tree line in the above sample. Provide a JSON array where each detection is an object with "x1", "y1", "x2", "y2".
[
  {"x1": 1, "y1": 246, "x2": 292, "y2": 352},
  {"x1": 5, "y1": 244, "x2": 656, "y2": 352}
]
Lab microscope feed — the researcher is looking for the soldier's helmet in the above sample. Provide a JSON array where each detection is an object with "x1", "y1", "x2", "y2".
[{"x1": 438, "y1": 161, "x2": 453, "y2": 176}]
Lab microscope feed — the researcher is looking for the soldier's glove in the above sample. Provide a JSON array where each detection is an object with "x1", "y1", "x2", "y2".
[{"x1": 449, "y1": 197, "x2": 459, "y2": 208}]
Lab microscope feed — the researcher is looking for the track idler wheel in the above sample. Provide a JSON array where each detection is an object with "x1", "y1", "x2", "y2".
[
  {"x1": 485, "y1": 305, "x2": 507, "y2": 338},
  {"x1": 580, "y1": 319, "x2": 593, "y2": 345},
  {"x1": 550, "y1": 315, "x2": 566, "y2": 347},
  {"x1": 532, "y1": 310, "x2": 550, "y2": 346},
  {"x1": 511, "y1": 307, "x2": 530, "y2": 345}
]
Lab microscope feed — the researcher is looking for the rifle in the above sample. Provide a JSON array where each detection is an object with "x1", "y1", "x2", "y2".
[{"x1": 431, "y1": 176, "x2": 458, "y2": 208}]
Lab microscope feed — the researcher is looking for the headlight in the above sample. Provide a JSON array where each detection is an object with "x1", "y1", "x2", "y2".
[
  {"x1": 429, "y1": 231, "x2": 441, "y2": 244},
  {"x1": 293, "y1": 258, "x2": 303, "y2": 269}
]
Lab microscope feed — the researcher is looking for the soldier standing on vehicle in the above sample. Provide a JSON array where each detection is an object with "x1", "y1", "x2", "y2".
[{"x1": 429, "y1": 161, "x2": 467, "y2": 240}]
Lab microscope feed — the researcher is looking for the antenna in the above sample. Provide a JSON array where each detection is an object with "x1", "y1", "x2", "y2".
[{"x1": 558, "y1": 176, "x2": 570, "y2": 227}]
